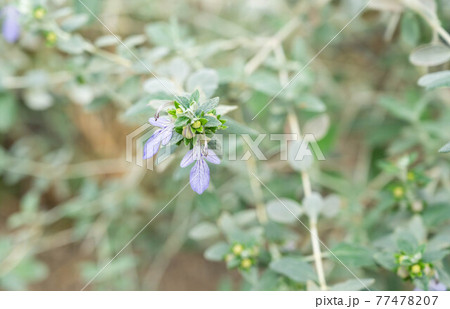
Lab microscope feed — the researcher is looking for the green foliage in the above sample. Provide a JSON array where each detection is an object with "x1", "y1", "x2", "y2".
[{"x1": 1, "y1": 0, "x2": 450, "y2": 292}]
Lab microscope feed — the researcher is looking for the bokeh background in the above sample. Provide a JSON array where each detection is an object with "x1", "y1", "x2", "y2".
[{"x1": 1, "y1": 0, "x2": 450, "y2": 291}]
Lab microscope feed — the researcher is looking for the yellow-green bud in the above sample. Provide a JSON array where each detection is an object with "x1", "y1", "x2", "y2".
[
  {"x1": 192, "y1": 120, "x2": 202, "y2": 129},
  {"x1": 33, "y1": 7, "x2": 46, "y2": 20},
  {"x1": 46, "y1": 32, "x2": 57, "y2": 45},
  {"x1": 241, "y1": 258, "x2": 252, "y2": 269},
  {"x1": 176, "y1": 108, "x2": 183, "y2": 114},
  {"x1": 398, "y1": 255, "x2": 407, "y2": 264},
  {"x1": 232, "y1": 244, "x2": 243, "y2": 255},
  {"x1": 411, "y1": 264, "x2": 422, "y2": 275},
  {"x1": 407, "y1": 171, "x2": 415, "y2": 181},
  {"x1": 393, "y1": 186, "x2": 404, "y2": 198}
]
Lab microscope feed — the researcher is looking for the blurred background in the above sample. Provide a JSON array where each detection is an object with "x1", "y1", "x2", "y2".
[{"x1": 1, "y1": 0, "x2": 450, "y2": 291}]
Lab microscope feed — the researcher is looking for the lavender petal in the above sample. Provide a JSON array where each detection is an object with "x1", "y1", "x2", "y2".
[
  {"x1": 2, "y1": 6, "x2": 20, "y2": 43},
  {"x1": 143, "y1": 131, "x2": 162, "y2": 159},
  {"x1": 205, "y1": 149, "x2": 220, "y2": 164},
  {"x1": 160, "y1": 126, "x2": 174, "y2": 145},
  {"x1": 180, "y1": 150, "x2": 194, "y2": 167},
  {"x1": 189, "y1": 159, "x2": 210, "y2": 194},
  {"x1": 149, "y1": 116, "x2": 171, "y2": 128}
]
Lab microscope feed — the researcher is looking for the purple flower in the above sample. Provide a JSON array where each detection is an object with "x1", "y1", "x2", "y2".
[
  {"x1": 143, "y1": 116, "x2": 174, "y2": 159},
  {"x1": 1, "y1": 5, "x2": 20, "y2": 43},
  {"x1": 180, "y1": 141, "x2": 220, "y2": 194}
]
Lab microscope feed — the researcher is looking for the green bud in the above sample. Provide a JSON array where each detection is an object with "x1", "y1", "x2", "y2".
[{"x1": 182, "y1": 126, "x2": 195, "y2": 139}]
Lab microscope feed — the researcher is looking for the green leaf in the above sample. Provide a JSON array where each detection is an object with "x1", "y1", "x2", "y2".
[
  {"x1": 418, "y1": 71, "x2": 450, "y2": 89},
  {"x1": 0, "y1": 92, "x2": 17, "y2": 133},
  {"x1": 330, "y1": 278, "x2": 374, "y2": 291},
  {"x1": 221, "y1": 118, "x2": 259, "y2": 136},
  {"x1": 174, "y1": 116, "x2": 190, "y2": 127},
  {"x1": 331, "y1": 243, "x2": 375, "y2": 268},
  {"x1": 410, "y1": 44, "x2": 450, "y2": 66},
  {"x1": 204, "y1": 242, "x2": 229, "y2": 261},
  {"x1": 189, "y1": 222, "x2": 220, "y2": 241},
  {"x1": 196, "y1": 97, "x2": 219, "y2": 115},
  {"x1": 204, "y1": 115, "x2": 222, "y2": 127},
  {"x1": 269, "y1": 257, "x2": 317, "y2": 283},
  {"x1": 266, "y1": 198, "x2": 302, "y2": 224},
  {"x1": 439, "y1": 142, "x2": 450, "y2": 153},
  {"x1": 57, "y1": 34, "x2": 89, "y2": 54},
  {"x1": 61, "y1": 14, "x2": 89, "y2": 32},
  {"x1": 186, "y1": 69, "x2": 219, "y2": 98},
  {"x1": 296, "y1": 95, "x2": 326, "y2": 112},
  {"x1": 401, "y1": 12, "x2": 420, "y2": 46}
]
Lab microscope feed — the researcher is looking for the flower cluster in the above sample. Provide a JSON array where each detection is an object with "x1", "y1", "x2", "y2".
[
  {"x1": 395, "y1": 250, "x2": 439, "y2": 290},
  {"x1": 143, "y1": 91, "x2": 227, "y2": 194},
  {"x1": 224, "y1": 243, "x2": 259, "y2": 271}
]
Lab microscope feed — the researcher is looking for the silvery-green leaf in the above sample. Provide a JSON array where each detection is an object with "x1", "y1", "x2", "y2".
[
  {"x1": 418, "y1": 70, "x2": 450, "y2": 89},
  {"x1": 216, "y1": 105, "x2": 237, "y2": 115},
  {"x1": 222, "y1": 118, "x2": 259, "y2": 136},
  {"x1": 196, "y1": 97, "x2": 219, "y2": 115},
  {"x1": 439, "y1": 142, "x2": 450, "y2": 153},
  {"x1": 204, "y1": 242, "x2": 229, "y2": 261},
  {"x1": 189, "y1": 222, "x2": 220, "y2": 241},
  {"x1": 287, "y1": 139, "x2": 314, "y2": 172},
  {"x1": 266, "y1": 198, "x2": 302, "y2": 224},
  {"x1": 330, "y1": 278, "x2": 374, "y2": 291},
  {"x1": 269, "y1": 257, "x2": 317, "y2": 283},
  {"x1": 168, "y1": 57, "x2": 190, "y2": 85},
  {"x1": 410, "y1": 44, "x2": 450, "y2": 66},
  {"x1": 57, "y1": 34, "x2": 89, "y2": 54},
  {"x1": 303, "y1": 114, "x2": 330, "y2": 141},
  {"x1": 95, "y1": 35, "x2": 120, "y2": 47},
  {"x1": 321, "y1": 194, "x2": 341, "y2": 218},
  {"x1": 123, "y1": 35, "x2": 146, "y2": 47},
  {"x1": 186, "y1": 69, "x2": 219, "y2": 98},
  {"x1": 303, "y1": 192, "x2": 324, "y2": 221},
  {"x1": 143, "y1": 77, "x2": 176, "y2": 95},
  {"x1": 24, "y1": 88, "x2": 53, "y2": 110},
  {"x1": 408, "y1": 215, "x2": 426, "y2": 243},
  {"x1": 297, "y1": 95, "x2": 326, "y2": 112},
  {"x1": 61, "y1": 14, "x2": 89, "y2": 32}
]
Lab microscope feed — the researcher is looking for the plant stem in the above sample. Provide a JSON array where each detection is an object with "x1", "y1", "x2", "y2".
[{"x1": 287, "y1": 112, "x2": 327, "y2": 290}]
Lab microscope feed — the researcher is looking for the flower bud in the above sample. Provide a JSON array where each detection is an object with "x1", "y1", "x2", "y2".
[
  {"x1": 232, "y1": 244, "x2": 243, "y2": 256},
  {"x1": 182, "y1": 125, "x2": 195, "y2": 139},
  {"x1": 45, "y1": 32, "x2": 57, "y2": 46},
  {"x1": 33, "y1": 7, "x2": 46, "y2": 20},
  {"x1": 397, "y1": 266, "x2": 409, "y2": 279},
  {"x1": 411, "y1": 264, "x2": 422, "y2": 275},
  {"x1": 393, "y1": 186, "x2": 404, "y2": 199},
  {"x1": 240, "y1": 258, "x2": 252, "y2": 269},
  {"x1": 192, "y1": 120, "x2": 202, "y2": 129}
]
